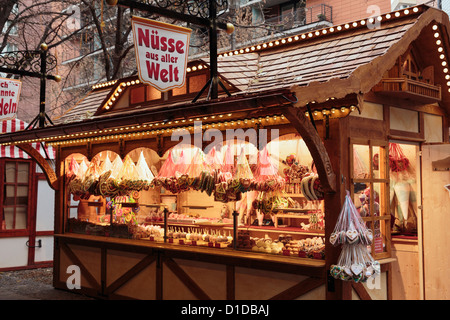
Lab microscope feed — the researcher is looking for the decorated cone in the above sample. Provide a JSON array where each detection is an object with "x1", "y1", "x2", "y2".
[
  {"x1": 393, "y1": 181, "x2": 411, "y2": 223},
  {"x1": 136, "y1": 151, "x2": 154, "y2": 183}
]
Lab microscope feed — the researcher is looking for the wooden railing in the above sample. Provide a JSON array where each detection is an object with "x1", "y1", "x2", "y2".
[{"x1": 373, "y1": 78, "x2": 441, "y2": 101}]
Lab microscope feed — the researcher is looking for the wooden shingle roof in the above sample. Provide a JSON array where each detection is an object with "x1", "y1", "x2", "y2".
[{"x1": 54, "y1": 4, "x2": 450, "y2": 124}]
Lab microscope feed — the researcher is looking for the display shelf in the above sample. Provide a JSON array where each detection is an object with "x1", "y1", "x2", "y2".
[
  {"x1": 87, "y1": 201, "x2": 103, "y2": 207},
  {"x1": 285, "y1": 193, "x2": 305, "y2": 198},
  {"x1": 224, "y1": 225, "x2": 324, "y2": 237},
  {"x1": 182, "y1": 205, "x2": 214, "y2": 210}
]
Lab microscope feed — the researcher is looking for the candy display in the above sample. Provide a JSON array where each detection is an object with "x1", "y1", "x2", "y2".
[
  {"x1": 234, "y1": 230, "x2": 325, "y2": 259},
  {"x1": 329, "y1": 192, "x2": 379, "y2": 283},
  {"x1": 68, "y1": 154, "x2": 153, "y2": 199},
  {"x1": 389, "y1": 143, "x2": 410, "y2": 172},
  {"x1": 66, "y1": 140, "x2": 328, "y2": 263}
]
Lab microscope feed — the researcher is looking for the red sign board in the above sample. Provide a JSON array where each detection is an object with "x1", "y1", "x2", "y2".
[
  {"x1": 131, "y1": 16, "x2": 191, "y2": 92},
  {"x1": 0, "y1": 77, "x2": 21, "y2": 120}
]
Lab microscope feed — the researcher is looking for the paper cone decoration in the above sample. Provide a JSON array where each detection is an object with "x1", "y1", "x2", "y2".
[
  {"x1": 77, "y1": 159, "x2": 89, "y2": 178},
  {"x1": 101, "y1": 154, "x2": 112, "y2": 173},
  {"x1": 119, "y1": 155, "x2": 139, "y2": 180},
  {"x1": 67, "y1": 156, "x2": 80, "y2": 180},
  {"x1": 393, "y1": 181, "x2": 411, "y2": 222},
  {"x1": 110, "y1": 156, "x2": 123, "y2": 179},
  {"x1": 136, "y1": 151, "x2": 154, "y2": 182}
]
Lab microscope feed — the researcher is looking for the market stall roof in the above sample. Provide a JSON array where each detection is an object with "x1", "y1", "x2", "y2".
[
  {"x1": 50, "y1": 3, "x2": 450, "y2": 128},
  {"x1": 0, "y1": 3, "x2": 449, "y2": 143},
  {"x1": 0, "y1": 119, "x2": 55, "y2": 159}
]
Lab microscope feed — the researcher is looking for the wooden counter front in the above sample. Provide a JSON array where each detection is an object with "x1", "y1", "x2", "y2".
[{"x1": 54, "y1": 233, "x2": 327, "y2": 300}]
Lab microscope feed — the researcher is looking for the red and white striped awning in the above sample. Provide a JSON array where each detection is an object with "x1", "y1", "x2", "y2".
[{"x1": 0, "y1": 119, "x2": 55, "y2": 160}]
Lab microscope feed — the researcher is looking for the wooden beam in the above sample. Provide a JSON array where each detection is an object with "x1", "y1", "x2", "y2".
[
  {"x1": 352, "y1": 282, "x2": 372, "y2": 300},
  {"x1": 164, "y1": 257, "x2": 211, "y2": 300},
  {"x1": 269, "y1": 277, "x2": 325, "y2": 300},
  {"x1": 105, "y1": 254, "x2": 156, "y2": 295},
  {"x1": 283, "y1": 106, "x2": 337, "y2": 193},
  {"x1": 60, "y1": 242, "x2": 100, "y2": 291},
  {"x1": 17, "y1": 143, "x2": 59, "y2": 190}
]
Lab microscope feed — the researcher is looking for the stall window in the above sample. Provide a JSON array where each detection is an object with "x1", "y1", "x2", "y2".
[
  {"x1": 389, "y1": 142, "x2": 419, "y2": 235},
  {"x1": 0, "y1": 161, "x2": 31, "y2": 230},
  {"x1": 350, "y1": 139, "x2": 391, "y2": 259}
]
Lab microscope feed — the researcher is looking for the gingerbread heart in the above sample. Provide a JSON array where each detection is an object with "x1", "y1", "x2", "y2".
[
  {"x1": 365, "y1": 266, "x2": 375, "y2": 278},
  {"x1": 372, "y1": 261, "x2": 380, "y2": 274},
  {"x1": 365, "y1": 229, "x2": 374, "y2": 244},
  {"x1": 351, "y1": 263, "x2": 364, "y2": 276},
  {"x1": 346, "y1": 229, "x2": 359, "y2": 244},
  {"x1": 329, "y1": 232, "x2": 338, "y2": 245}
]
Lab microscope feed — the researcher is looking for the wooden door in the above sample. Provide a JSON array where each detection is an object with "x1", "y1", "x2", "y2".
[{"x1": 421, "y1": 144, "x2": 450, "y2": 300}]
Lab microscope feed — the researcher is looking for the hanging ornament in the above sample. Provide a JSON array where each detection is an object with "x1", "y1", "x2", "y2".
[{"x1": 329, "y1": 191, "x2": 379, "y2": 283}]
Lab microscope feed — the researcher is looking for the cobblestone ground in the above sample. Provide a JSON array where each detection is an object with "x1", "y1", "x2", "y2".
[{"x1": 0, "y1": 267, "x2": 93, "y2": 300}]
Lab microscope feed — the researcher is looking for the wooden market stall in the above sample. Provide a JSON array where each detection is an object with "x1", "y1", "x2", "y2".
[{"x1": 0, "y1": 4, "x2": 449, "y2": 300}]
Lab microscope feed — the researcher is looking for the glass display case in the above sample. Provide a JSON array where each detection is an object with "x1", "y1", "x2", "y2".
[{"x1": 63, "y1": 134, "x2": 326, "y2": 261}]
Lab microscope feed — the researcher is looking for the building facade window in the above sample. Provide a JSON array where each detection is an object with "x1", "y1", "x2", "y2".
[{"x1": 0, "y1": 160, "x2": 32, "y2": 232}]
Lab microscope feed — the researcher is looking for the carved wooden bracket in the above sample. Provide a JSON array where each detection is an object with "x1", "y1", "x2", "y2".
[
  {"x1": 282, "y1": 106, "x2": 336, "y2": 193},
  {"x1": 17, "y1": 143, "x2": 59, "y2": 190}
]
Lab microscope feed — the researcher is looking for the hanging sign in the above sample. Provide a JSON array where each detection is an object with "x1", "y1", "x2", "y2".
[
  {"x1": 131, "y1": 16, "x2": 191, "y2": 92},
  {"x1": 0, "y1": 77, "x2": 21, "y2": 120}
]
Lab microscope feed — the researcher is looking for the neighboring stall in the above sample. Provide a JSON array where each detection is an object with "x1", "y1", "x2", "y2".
[
  {"x1": 0, "y1": 119, "x2": 55, "y2": 271},
  {"x1": 0, "y1": 4, "x2": 449, "y2": 300}
]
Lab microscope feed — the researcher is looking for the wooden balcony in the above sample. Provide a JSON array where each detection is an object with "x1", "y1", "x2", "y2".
[{"x1": 373, "y1": 78, "x2": 442, "y2": 103}]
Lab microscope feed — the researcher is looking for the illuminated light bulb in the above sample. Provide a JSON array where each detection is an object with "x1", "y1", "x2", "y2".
[
  {"x1": 245, "y1": 48, "x2": 250, "y2": 52},
  {"x1": 386, "y1": 14, "x2": 391, "y2": 19},
  {"x1": 360, "y1": 20, "x2": 366, "y2": 25},
  {"x1": 395, "y1": 12, "x2": 401, "y2": 17},
  {"x1": 404, "y1": 9, "x2": 409, "y2": 14},
  {"x1": 240, "y1": 49, "x2": 244, "y2": 53},
  {"x1": 440, "y1": 54, "x2": 446, "y2": 60},
  {"x1": 331, "y1": 108, "x2": 336, "y2": 114},
  {"x1": 308, "y1": 33, "x2": 313, "y2": 37},
  {"x1": 329, "y1": 27, "x2": 335, "y2": 32},
  {"x1": 442, "y1": 61, "x2": 447, "y2": 67},
  {"x1": 437, "y1": 40, "x2": 442, "y2": 45},
  {"x1": 288, "y1": 38, "x2": 293, "y2": 42},
  {"x1": 294, "y1": 35, "x2": 299, "y2": 40},
  {"x1": 275, "y1": 40, "x2": 280, "y2": 45},
  {"x1": 445, "y1": 75, "x2": 450, "y2": 80},
  {"x1": 435, "y1": 32, "x2": 440, "y2": 38},
  {"x1": 322, "y1": 29, "x2": 327, "y2": 34},
  {"x1": 262, "y1": 43, "x2": 267, "y2": 48},
  {"x1": 433, "y1": 25, "x2": 439, "y2": 30},
  {"x1": 301, "y1": 34, "x2": 306, "y2": 39},
  {"x1": 315, "y1": 31, "x2": 320, "y2": 36},
  {"x1": 368, "y1": 18, "x2": 374, "y2": 23},
  {"x1": 337, "y1": 25, "x2": 342, "y2": 31},
  {"x1": 413, "y1": 7, "x2": 419, "y2": 12},
  {"x1": 352, "y1": 22, "x2": 358, "y2": 27},
  {"x1": 257, "y1": 45, "x2": 261, "y2": 49},
  {"x1": 234, "y1": 50, "x2": 239, "y2": 54},
  {"x1": 126, "y1": 82, "x2": 131, "y2": 86},
  {"x1": 229, "y1": 52, "x2": 233, "y2": 56},
  {"x1": 192, "y1": 66, "x2": 197, "y2": 71},
  {"x1": 223, "y1": 53, "x2": 228, "y2": 57},
  {"x1": 135, "y1": 80, "x2": 140, "y2": 84},
  {"x1": 341, "y1": 107, "x2": 347, "y2": 112},
  {"x1": 377, "y1": 16, "x2": 382, "y2": 21},
  {"x1": 281, "y1": 39, "x2": 286, "y2": 43},
  {"x1": 268, "y1": 42, "x2": 274, "y2": 46},
  {"x1": 251, "y1": 46, "x2": 255, "y2": 51},
  {"x1": 344, "y1": 24, "x2": 350, "y2": 29},
  {"x1": 438, "y1": 47, "x2": 444, "y2": 52}
]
